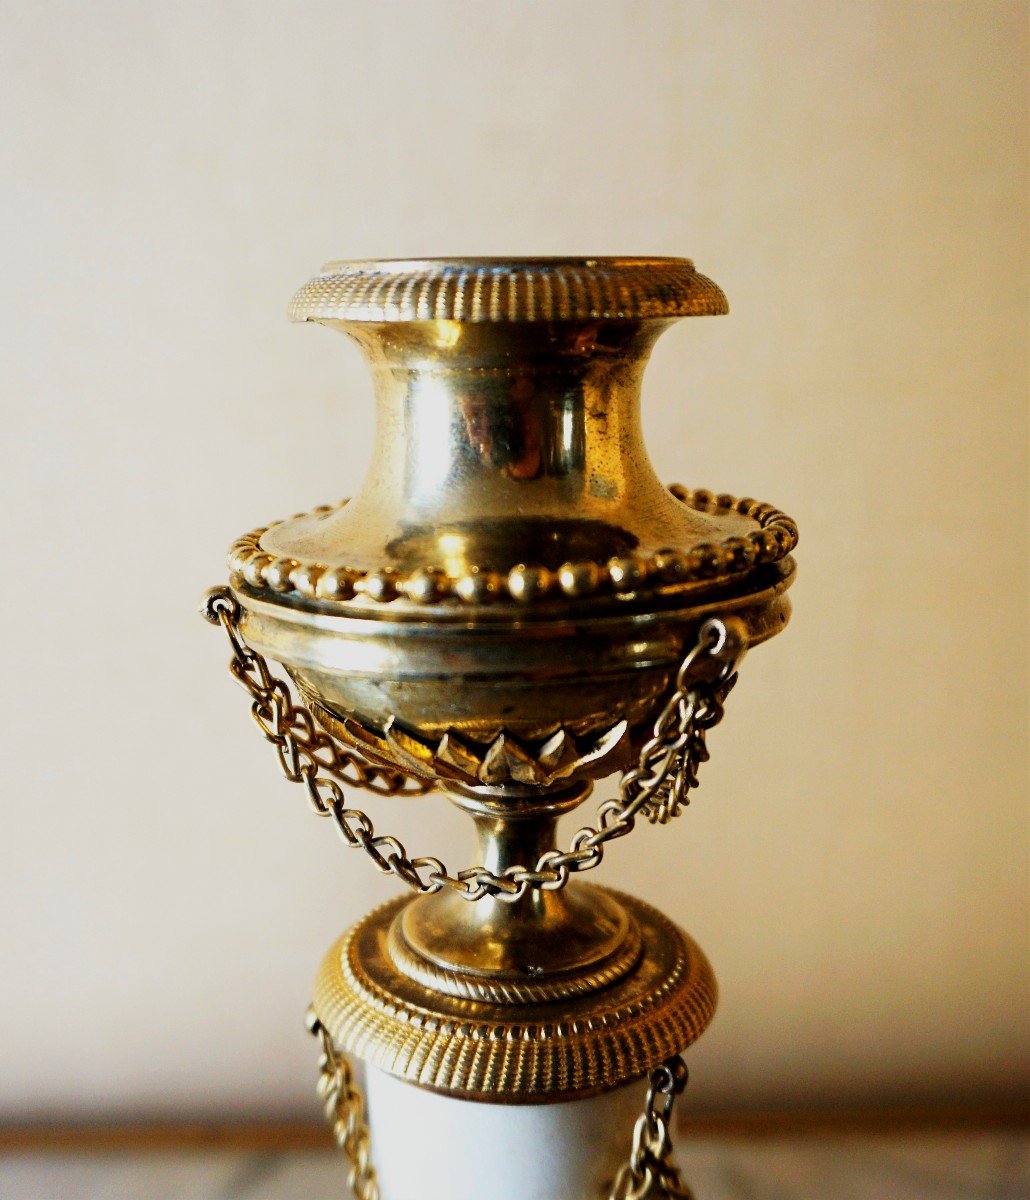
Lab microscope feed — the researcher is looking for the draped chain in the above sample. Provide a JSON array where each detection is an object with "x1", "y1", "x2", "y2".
[{"x1": 202, "y1": 586, "x2": 744, "y2": 902}]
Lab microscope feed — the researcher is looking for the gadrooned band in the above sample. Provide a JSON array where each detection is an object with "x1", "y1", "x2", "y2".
[
  {"x1": 289, "y1": 257, "x2": 728, "y2": 325},
  {"x1": 311, "y1": 888, "x2": 718, "y2": 1103}
]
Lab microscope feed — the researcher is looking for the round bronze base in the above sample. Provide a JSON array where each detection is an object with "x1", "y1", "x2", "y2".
[
  {"x1": 391, "y1": 884, "x2": 643, "y2": 1004},
  {"x1": 312, "y1": 885, "x2": 717, "y2": 1104}
]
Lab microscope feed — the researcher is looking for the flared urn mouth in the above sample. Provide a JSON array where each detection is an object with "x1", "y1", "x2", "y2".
[
  {"x1": 240, "y1": 254, "x2": 791, "y2": 618},
  {"x1": 226, "y1": 253, "x2": 796, "y2": 775},
  {"x1": 288, "y1": 256, "x2": 728, "y2": 325}
]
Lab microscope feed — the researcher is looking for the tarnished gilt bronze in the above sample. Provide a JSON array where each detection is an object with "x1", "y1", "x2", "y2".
[{"x1": 203, "y1": 257, "x2": 796, "y2": 1193}]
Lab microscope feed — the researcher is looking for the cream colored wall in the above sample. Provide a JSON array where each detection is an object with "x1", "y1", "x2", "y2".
[{"x1": 1, "y1": 0, "x2": 1026, "y2": 1118}]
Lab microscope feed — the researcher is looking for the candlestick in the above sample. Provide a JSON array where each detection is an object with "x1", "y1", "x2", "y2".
[{"x1": 203, "y1": 257, "x2": 797, "y2": 1199}]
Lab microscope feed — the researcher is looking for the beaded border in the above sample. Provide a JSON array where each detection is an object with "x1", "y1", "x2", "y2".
[{"x1": 227, "y1": 486, "x2": 798, "y2": 607}]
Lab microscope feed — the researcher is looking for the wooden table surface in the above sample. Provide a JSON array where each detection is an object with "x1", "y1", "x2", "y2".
[{"x1": 1, "y1": 1130, "x2": 1027, "y2": 1199}]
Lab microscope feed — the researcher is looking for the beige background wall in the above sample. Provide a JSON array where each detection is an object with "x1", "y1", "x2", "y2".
[{"x1": 1, "y1": 0, "x2": 1026, "y2": 1119}]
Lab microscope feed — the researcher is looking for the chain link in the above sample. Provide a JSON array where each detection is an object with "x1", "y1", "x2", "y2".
[
  {"x1": 308, "y1": 1010, "x2": 379, "y2": 1200},
  {"x1": 609, "y1": 1058, "x2": 695, "y2": 1200},
  {"x1": 212, "y1": 591, "x2": 430, "y2": 799},
  {"x1": 202, "y1": 586, "x2": 744, "y2": 901}
]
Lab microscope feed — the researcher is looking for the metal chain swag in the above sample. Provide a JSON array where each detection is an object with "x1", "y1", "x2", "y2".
[
  {"x1": 609, "y1": 1058, "x2": 695, "y2": 1200},
  {"x1": 308, "y1": 1010, "x2": 379, "y2": 1200},
  {"x1": 201, "y1": 586, "x2": 744, "y2": 902},
  {"x1": 309, "y1": 1005, "x2": 693, "y2": 1200}
]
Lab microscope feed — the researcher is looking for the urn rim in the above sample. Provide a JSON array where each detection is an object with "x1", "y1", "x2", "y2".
[{"x1": 289, "y1": 255, "x2": 728, "y2": 324}]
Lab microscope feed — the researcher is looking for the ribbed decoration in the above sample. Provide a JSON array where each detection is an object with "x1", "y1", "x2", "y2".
[
  {"x1": 312, "y1": 890, "x2": 718, "y2": 1103},
  {"x1": 289, "y1": 257, "x2": 728, "y2": 324}
]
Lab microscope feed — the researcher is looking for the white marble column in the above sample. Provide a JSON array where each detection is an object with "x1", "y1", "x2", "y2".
[{"x1": 362, "y1": 1065, "x2": 648, "y2": 1200}]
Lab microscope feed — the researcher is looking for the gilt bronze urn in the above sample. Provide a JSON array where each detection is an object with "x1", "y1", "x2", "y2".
[{"x1": 203, "y1": 256, "x2": 797, "y2": 1199}]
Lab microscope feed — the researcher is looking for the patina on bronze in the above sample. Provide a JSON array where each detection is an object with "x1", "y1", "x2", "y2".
[{"x1": 203, "y1": 257, "x2": 796, "y2": 1194}]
